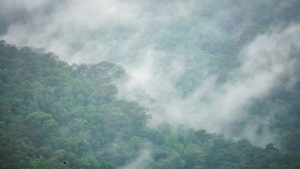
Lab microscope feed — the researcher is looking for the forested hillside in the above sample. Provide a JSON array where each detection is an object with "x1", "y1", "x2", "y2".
[
  {"x1": 1, "y1": 40, "x2": 300, "y2": 168},
  {"x1": 1, "y1": 0, "x2": 300, "y2": 168}
]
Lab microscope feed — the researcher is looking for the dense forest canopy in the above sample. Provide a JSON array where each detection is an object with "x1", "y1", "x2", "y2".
[{"x1": 1, "y1": 0, "x2": 300, "y2": 168}]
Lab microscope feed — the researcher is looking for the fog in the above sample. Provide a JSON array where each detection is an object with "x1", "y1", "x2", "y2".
[
  {"x1": 122, "y1": 150, "x2": 152, "y2": 169},
  {"x1": 120, "y1": 25, "x2": 300, "y2": 147},
  {"x1": 1, "y1": 0, "x2": 300, "y2": 147}
]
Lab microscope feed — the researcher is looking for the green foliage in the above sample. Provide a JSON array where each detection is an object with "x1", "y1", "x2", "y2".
[
  {"x1": 85, "y1": 61, "x2": 126, "y2": 87},
  {"x1": 183, "y1": 144, "x2": 205, "y2": 169},
  {"x1": 1, "y1": 0, "x2": 300, "y2": 163},
  {"x1": 0, "y1": 41, "x2": 142, "y2": 168}
]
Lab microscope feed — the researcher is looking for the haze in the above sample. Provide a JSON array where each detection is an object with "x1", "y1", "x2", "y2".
[{"x1": 1, "y1": 0, "x2": 300, "y2": 148}]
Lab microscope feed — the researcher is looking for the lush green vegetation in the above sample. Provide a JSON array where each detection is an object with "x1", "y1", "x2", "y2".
[
  {"x1": 1, "y1": 0, "x2": 300, "y2": 168},
  {"x1": 1, "y1": 40, "x2": 300, "y2": 168}
]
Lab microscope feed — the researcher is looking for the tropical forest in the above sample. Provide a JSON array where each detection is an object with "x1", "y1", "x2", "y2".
[{"x1": 1, "y1": 0, "x2": 300, "y2": 168}]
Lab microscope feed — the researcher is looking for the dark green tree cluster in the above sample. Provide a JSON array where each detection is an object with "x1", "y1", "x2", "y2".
[{"x1": 0, "y1": 40, "x2": 142, "y2": 168}]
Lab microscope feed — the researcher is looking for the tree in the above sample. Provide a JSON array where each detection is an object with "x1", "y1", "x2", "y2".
[
  {"x1": 183, "y1": 144, "x2": 205, "y2": 169},
  {"x1": 96, "y1": 84, "x2": 118, "y2": 103},
  {"x1": 24, "y1": 111, "x2": 58, "y2": 145}
]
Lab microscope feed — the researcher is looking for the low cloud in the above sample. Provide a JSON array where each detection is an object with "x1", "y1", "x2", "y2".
[
  {"x1": 118, "y1": 24, "x2": 300, "y2": 147},
  {"x1": 122, "y1": 150, "x2": 152, "y2": 169},
  {"x1": 1, "y1": 0, "x2": 300, "y2": 147}
]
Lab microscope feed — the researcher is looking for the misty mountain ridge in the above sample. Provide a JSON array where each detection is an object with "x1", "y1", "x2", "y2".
[
  {"x1": 1, "y1": 0, "x2": 300, "y2": 168},
  {"x1": 1, "y1": 39, "x2": 300, "y2": 168}
]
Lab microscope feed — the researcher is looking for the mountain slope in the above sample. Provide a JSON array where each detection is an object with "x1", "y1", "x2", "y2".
[{"x1": 1, "y1": 41, "x2": 300, "y2": 169}]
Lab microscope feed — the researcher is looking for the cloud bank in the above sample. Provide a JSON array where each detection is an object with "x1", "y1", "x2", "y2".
[
  {"x1": 118, "y1": 24, "x2": 300, "y2": 147},
  {"x1": 133, "y1": 25, "x2": 299, "y2": 146}
]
